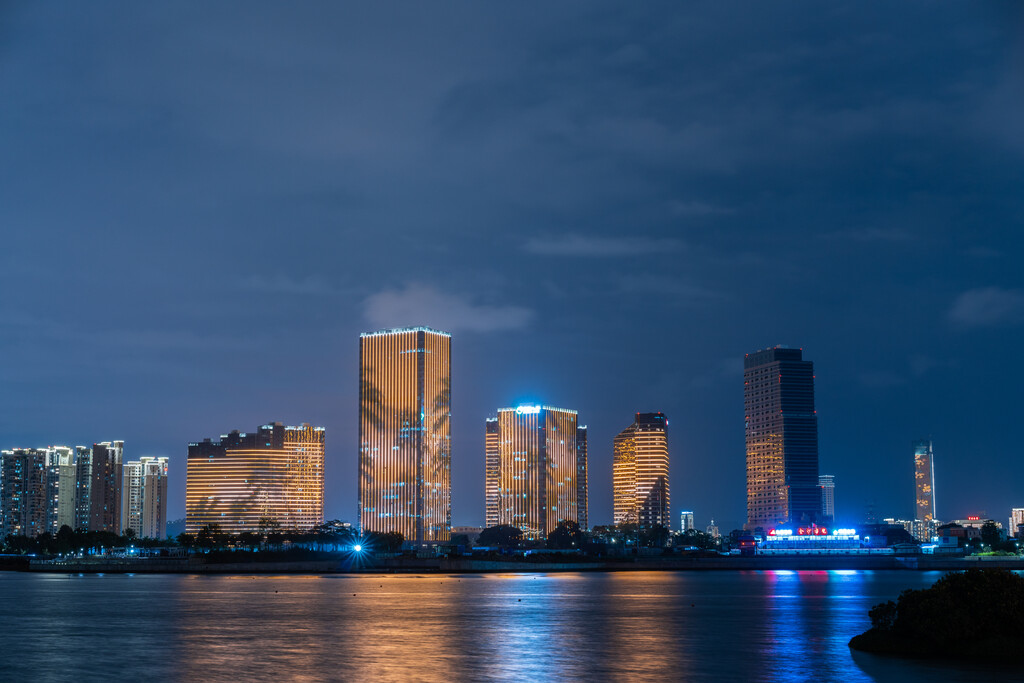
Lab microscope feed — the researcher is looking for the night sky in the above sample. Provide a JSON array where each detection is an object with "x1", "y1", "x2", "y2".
[{"x1": 3, "y1": 3, "x2": 1022, "y2": 532}]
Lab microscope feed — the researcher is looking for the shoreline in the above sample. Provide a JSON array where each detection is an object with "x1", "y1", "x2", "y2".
[{"x1": 10, "y1": 554, "x2": 1024, "y2": 575}]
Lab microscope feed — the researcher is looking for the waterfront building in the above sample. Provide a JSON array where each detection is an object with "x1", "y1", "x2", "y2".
[
  {"x1": 882, "y1": 516, "x2": 940, "y2": 543},
  {"x1": 819, "y1": 474, "x2": 835, "y2": 522},
  {"x1": 1010, "y1": 508, "x2": 1024, "y2": 539},
  {"x1": 744, "y1": 347, "x2": 820, "y2": 529},
  {"x1": 679, "y1": 510, "x2": 695, "y2": 532},
  {"x1": 577, "y1": 425, "x2": 589, "y2": 531},
  {"x1": 48, "y1": 446, "x2": 78, "y2": 530},
  {"x1": 358, "y1": 327, "x2": 451, "y2": 544},
  {"x1": 87, "y1": 441, "x2": 124, "y2": 534},
  {"x1": 485, "y1": 418, "x2": 499, "y2": 529},
  {"x1": 1, "y1": 449, "x2": 49, "y2": 537},
  {"x1": 913, "y1": 439, "x2": 936, "y2": 523},
  {"x1": 122, "y1": 456, "x2": 169, "y2": 538},
  {"x1": 484, "y1": 405, "x2": 580, "y2": 540},
  {"x1": 186, "y1": 423, "x2": 324, "y2": 534},
  {"x1": 612, "y1": 413, "x2": 670, "y2": 529}
]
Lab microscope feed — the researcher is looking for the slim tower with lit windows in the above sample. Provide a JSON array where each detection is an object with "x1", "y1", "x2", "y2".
[
  {"x1": 484, "y1": 418, "x2": 500, "y2": 529},
  {"x1": 819, "y1": 474, "x2": 835, "y2": 523},
  {"x1": 613, "y1": 412, "x2": 670, "y2": 528},
  {"x1": 576, "y1": 425, "x2": 589, "y2": 531},
  {"x1": 122, "y1": 456, "x2": 169, "y2": 539},
  {"x1": 484, "y1": 405, "x2": 579, "y2": 540},
  {"x1": 744, "y1": 347, "x2": 820, "y2": 529},
  {"x1": 186, "y1": 423, "x2": 324, "y2": 534},
  {"x1": 359, "y1": 327, "x2": 451, "y2": 544},
  {"x1": 913, "y1": 439, "x2": 935, "y2": 522}
]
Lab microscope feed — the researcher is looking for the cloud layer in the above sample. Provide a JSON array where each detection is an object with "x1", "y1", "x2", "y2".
[{"x1": 363, "y1": 285, "x2": 533, "y2": 334}]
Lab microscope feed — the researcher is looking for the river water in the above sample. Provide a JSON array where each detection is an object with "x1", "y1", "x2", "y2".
[{"x1": 0, "y1": 570, "x2": 1014, "y2": 682}]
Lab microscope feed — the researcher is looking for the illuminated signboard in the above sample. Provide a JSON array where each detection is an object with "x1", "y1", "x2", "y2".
[
  {"x1": 967, "y1": 516, "x2": 980, "y2": 521},
  {"x1": 515, "y1": 405, "x2": 541, "y2": 415}
]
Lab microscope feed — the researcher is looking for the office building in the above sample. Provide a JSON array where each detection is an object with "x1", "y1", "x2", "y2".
[
  {"x1": 679, "y1": 510, "x2": 695, "y2": 532},
  {"x1": 577, "y1": 425, "x2": 589, "y2": 531},
  {"x1": 359, "y1": 327, "x2": 451, "y2": 544},
  {"x1": 744, "y1": 347, "x2": 820, "y2": 529},
  {"x1": 613, "y1": 413, "x2": 670, "y2": 528},
  {"x1": 484, "y1": 405, "x2": 581, "y2": 540},
  {"x1": 122, "y1": 456, "x2": 169, "y2": 539},
  {"x1": 1010, "y1": 508, "x2": 1024, "y2": 539},
  {"x1": 186, "y1": 423, "x2": 324, "y2": 534},
  {"x1": 913, "y1": 439, "x2": 936, "y2": 522},
  {"x1": 819, "y1": 474, "x2": 835, "y2": 522}
]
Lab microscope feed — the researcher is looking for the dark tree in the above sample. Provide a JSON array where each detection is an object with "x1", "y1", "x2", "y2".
[
  {"x1": 547, "y1": 520, "x2": 583, "y2": 549},
  {"x1": 477, "y1": 525, "x2": 524, "y2": 549},
  {"x1": 980, "y1": 521, "x2": 1001, "y2": 549},
  {"x1": 450, "y1": 533, "x2": 471, "y2": 547}
]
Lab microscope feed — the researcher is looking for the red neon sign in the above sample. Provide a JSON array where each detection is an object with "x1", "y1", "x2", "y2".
[
  {"x1": 967, "y1": 516, "x2": 980, "y2": 521},
  {"x1": 797, "y1": 527, "x2": 829, "y2": 536}
]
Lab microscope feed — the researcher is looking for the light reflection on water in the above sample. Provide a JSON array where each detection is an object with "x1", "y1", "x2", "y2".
[{"x1": 0, "y1": 570, "x2": 1009, "y2": 682}]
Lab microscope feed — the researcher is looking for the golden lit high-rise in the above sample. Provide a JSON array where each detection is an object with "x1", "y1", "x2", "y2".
[
  {"x1": 613, "y1": 413, "x2": 670, "y2": 528},
  {"x1": 484, "y1": 405, "x2": 580, "y2": 539},
  {"x1": 185, "y1": 422, "x2": 324, "y2": 534},
  {"x1": 913, "y1": 439, "x2": 935, "y2": 522},
  {"x1": 359, "y1": 327, "x2": 451, "y2": 543},
  {"x1": 744, "y1": 347, "x2": 819, "y2": 530}
]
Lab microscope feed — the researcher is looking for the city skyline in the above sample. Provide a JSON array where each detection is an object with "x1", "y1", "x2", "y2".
[{"x1": 3, "y1": 3, "x2": 1022, "y2": 533}]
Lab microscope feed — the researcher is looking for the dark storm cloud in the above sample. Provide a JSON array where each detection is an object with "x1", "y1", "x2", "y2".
[{"x1": 2, "y1": 1, "x2": 1022, "y2": 530}]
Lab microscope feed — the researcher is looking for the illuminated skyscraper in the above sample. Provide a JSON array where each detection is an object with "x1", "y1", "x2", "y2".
[
  {"x1": 819, "y1": 474, "x2": 835, "y2": 522},
  {"x1": 359, "y1": 327, "x2": 451, "y2": 544},
  {"x1": 577, "y1": 425, "x2": 589, "y2": 531},
  {"x1": 484, "y1": 405, "x2": 580, "y2": 540},
  {"x1": 744, "y1": 347, "x2": 820, "y2": 529},
  {"x1": 186, "y1": 423, "x2": 324, "y2": 534},
  {"x1": 613, "y1": 413, "x2": 670, "y2": 528},
  {"x1": 485, "y1": 418, "x2": 500, "y2": 529},
  {"x1": 679, "y1": 510, "x2": 694, "y2": 532},
  {"x1": 122, "y1": 456, "x2": 169, "y2": 539},
  {"x1": 913, "y1": 439, "x2": 936, "y2": 522}
]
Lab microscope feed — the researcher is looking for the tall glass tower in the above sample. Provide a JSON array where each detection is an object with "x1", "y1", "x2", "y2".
[
  {"x1": 359, "y1": 327, "x2": 451, "y2": 544},
  {"x1": 913, "y1": 439, "x2": 935, "y2": 522},
  {"x1": 484, "y1": 405, "x2": 580, "y2": 540},
  {"x1": 744, "y1": 347, "x2": 820, "y2": 529},
  {"x1": 613, "y1": 413, "x2": 671, "y2": 529}
]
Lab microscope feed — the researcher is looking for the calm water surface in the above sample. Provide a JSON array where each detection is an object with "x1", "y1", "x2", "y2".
[{"x1": 0, "y1": 570, "x2": 1015, "y2": 682}]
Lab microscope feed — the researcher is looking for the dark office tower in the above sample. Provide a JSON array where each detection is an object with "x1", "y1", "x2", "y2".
[
  {"x1": 89, "y1": 441, "x2": 124, "y2": 534},
  {"x1": 613, "y1": 413, "x2": 670, "y2": 529},
  {"x1": 359, "y1": 327, "x2": 451, "y2": 544},
  {"x1": 913, "y1": 439, "x2": 936, "y2": 522},
  {"x1": 577, "y1": 425, "x2": 589, "y2": 531},
  {"x1": 0, "y1": 449, "x2": 49, "y2": 537},
  {"x1": 744, "y1": 347, "x2": 820, "y2": 529},
  {"x1": 74, "y1": 446, "x2": 93, "y2": 530}
]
